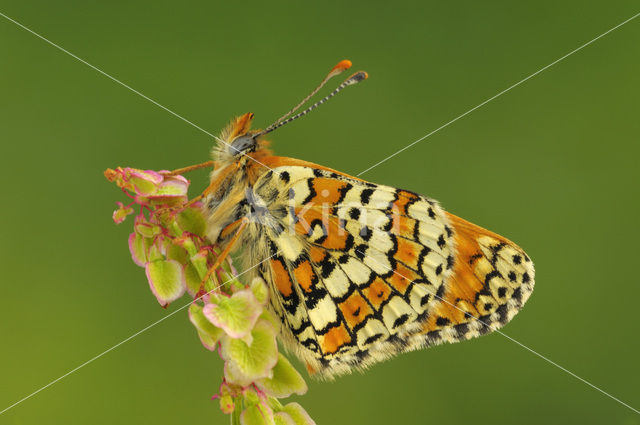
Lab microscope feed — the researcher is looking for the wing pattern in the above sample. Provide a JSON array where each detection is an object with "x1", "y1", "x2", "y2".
[{"x1": 246, "y1": 165, "x2": 534, "y2": 378}]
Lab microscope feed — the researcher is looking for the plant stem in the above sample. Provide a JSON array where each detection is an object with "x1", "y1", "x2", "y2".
[{"x1": 231, "y1": 396, "x2": 242, "y2": 425}]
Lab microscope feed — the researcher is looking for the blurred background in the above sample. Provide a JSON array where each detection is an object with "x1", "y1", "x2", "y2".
[{"x1": 1, "y1": 1, "x2": 639, "y2": 424}]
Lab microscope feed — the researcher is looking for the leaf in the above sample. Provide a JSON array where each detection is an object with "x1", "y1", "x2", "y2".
[
  {"x1": 155, "y1": 175, "x2": 188, "y2": 197},
  {"x1": 112, "y1": 202, "x2": 134, "y2": 224},
  {"x1": 277, "y1": 403, "x2": 315, "y2": 425},
  {"x1": 241, "y1": 403, "x2": 276, "y2": 425},
  {"x1": 128, "y1": 232, "x2": 149, "y2": 267},
  {"x1": 273, "y1": 413, "x2": 296, "y2": 425},
  {"x1": 222, "y1": 320, "x2": 278, "y2": 387},
  {"x1": 203, "y1": 289, "x2": 263, "y2": 339},
  {"x1": 188, "y1": 303, "x2": 223, "y2": 351},
  {"x1": 134, "y1": 218, "x2": 162, "y2": 238},
  {"x1": 165, "y1": 239, "x2": 188, "y2": 264},
  {"x1": 127, "y1": 169, "x2": 163, "y2": 195},
  {"x1": 177, "y1": 207, "x2": 207, "y2": 237},
  {"x1": 188, "y1": 250, "x2": 210, "y2": 285},
  {"x1": 183, "y1": 263, "x2": 201, "y2": 297},
  {"x1": 256, "y1": 354, "x2": 307, "y2": 398},
  {"x1": 250, "y1": 277, "x2": 269, "y2": 305},
  {"x1": 145, "y1": 259, "x2": 185, "y2": 306},
  {"x1": 243, "y1": 388, "x2": 261, "y2": 405},
  {"x1": 146, "y1": 241, "x2": 165, "y2": 262},
  {"x1": 219, "y1": 394, "x2": 235, "y2": 415},
  {"x1": 258, "y1": 309, "x2": 281, "y2": 334}
]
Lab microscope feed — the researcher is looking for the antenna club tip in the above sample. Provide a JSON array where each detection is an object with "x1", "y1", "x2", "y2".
[
  {"x1": 334, "y1": 59, "x2": 352, "y2": 71},
  {"x1": 328, "y1": 60, "x2": 352, "y2": 78},
  {"x1": 345, "y1": 71, "x2": 368, "y2": 85}
]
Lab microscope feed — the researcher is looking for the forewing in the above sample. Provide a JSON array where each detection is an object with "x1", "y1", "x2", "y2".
[{"x1": 403, "y1": 213, "x2": 535, "y2": 351}]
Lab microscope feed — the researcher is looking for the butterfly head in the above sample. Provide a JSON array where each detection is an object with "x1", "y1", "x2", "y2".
[{"x1": 213, "y1": 112, "x2": 270, "y2": 166}]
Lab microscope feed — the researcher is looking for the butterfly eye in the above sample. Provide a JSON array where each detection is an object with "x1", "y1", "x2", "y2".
[{"x1": 229, "y1": 134, "x2": 256, "y2": 155}]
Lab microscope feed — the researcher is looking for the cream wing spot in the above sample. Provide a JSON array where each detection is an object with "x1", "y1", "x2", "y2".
[
  {"x1": 476, "y1": 294, "x2": 497, "y2": 315},
  {"x1": 321, "y1": 264, "x2": 351, "y2": 299},
  {"x1": 340, "y1": 186, "x2": 364, "y2": 205},
  {"x1": 381, "y1": 296, "x2": 417, "y2": 332},
  {"x1": 365, "y1": 189, "x2": 396, "y2": 208},
  {"x1": 473, "y1": 256, "x2": 493, "y2": 279},
  {"x1": 368, "y1": 229, "x2": 395, "y2": 253},
  {"x1": 359, "y1": 209, "x2": 391, "y2": 230},
  {"x1": 407, "y1": 200, "x2": 437, "y2": 222},
  {"x1": 407, "y1": 282, "x2": 433, "y2": 312},
  {"x1": 362, "y1": 248, "x2": 393, "y2": 276},
  {"x1": 416, "y1": 221, "x2": 448, "y2": 252},
  {"x1": 420, "y1": 254, "x2": 444, "y2": 283},
  {"x1": 308, "y1": 296, "x2": 339, "y2": 331},
  {"x1": 355, "y1": 319, "x2": 389, "y2": 349},
  {"x1": 285, "y1": 303, "x2": 308, "y2": 331},
  {"x1": 308, "y1": 222, "x2": 327, "y2": 243},
  {"x1": 337, "y1": 257, "x2": 372, "y2": 285},
  {"x1": 288, "y1": 180, "x2": 311, "y2": 205},
  {"x1": 488, "y1": 273, "x2": 513, "y2": 301},
  {"x1": 275, "y1": 232, "x2": 306, "y2": 263},
  {"x1": 297, "y1": 326, "x2": 317, "y2": 346},
  {"x1": 498, "y1": 245, "x2": 529, "y2": 273}
]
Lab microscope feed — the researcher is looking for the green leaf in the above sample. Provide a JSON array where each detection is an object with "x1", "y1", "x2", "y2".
[
  {"x1": 258, "y1": 309, "x2": 281, "y2": 333},
  {"x1": 273, "y1": 413, "x2": 296, "y2": 425},
  {"x1": 155, "y1": 176, "x2": 188, "y2": 197},
  {"x1": 177, "y1": 207, "x2": 206, "y2": 237},
  {"x1": 129, "y1": 175, "x2": 158, "y2": 195},
  {"x1": 183, "y1": 263, "x2": 201, "y2": 297},
  {"x1": 256, "y1": 354, "x2": 307, "y2": 398},
  {"x1": 278, "y1": 403, "x2": 315, "y2": 425},
  {"x1": 145, "y1": 259, "x2": 185, "y2": 306},
  {"x1": 188, "y1": 303, "x2": 223, "y2": 350},
  {"x1": 165, "y1": 239, "x2": 188, "y2": 264},
  {"x1": 128, "y1": 232, "x2": 149, "y2": 267},
  {"x1": 243, "y1": 388, "x2": 260, "y2": 406},
  {"x1": 189, "y1": 250, "x2": 211, "y2": 287},
  {"x1": 219, "y1": 394, "x2": 235, "y2": 415},
  {"x1": 240, "y1": 403, "x2": 275, "y2": 425},
  {"x1": 203, "y1": 289, "x2": 263, "y2": 340},
  {"x1": 222, "y1": 319, "x2": 278, "y2": 387},
  {"x1": 112, "y1": 202, "x2": 134, "y2": 224},
  {"x1": 147, "y1": 242, "x2": 165, "y2": 262},
  {"x1": 250, "y1": 277, "x2": 269, "y2": 305},
  {"x1": 135, "y1": 220, "x2": 162, "y2": 238}
]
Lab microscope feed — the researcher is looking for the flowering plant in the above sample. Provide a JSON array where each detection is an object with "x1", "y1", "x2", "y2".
[{"x1": 105, "y1": 166, "x2": 315, "y2": 425}]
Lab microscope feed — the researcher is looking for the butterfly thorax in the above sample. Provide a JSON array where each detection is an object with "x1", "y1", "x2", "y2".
[{"x1": 202, "y1": 116, "x2": 277, "y2": 246}]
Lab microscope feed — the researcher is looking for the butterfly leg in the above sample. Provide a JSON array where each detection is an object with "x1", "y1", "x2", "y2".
[{"x1": 198, "y1": 217, "x2": 249, "y2": 295}]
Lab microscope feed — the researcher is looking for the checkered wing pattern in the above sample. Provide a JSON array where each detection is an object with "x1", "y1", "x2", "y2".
[{"x1": 249, "y1": 164, "x2": 534, "y2": 378}]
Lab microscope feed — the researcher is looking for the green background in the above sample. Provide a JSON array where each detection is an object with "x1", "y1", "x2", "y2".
[{"x1": 1, "y1": 1, "x2": 639, "y2": 424}]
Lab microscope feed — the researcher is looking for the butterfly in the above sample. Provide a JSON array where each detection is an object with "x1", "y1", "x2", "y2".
[{"x1": 173, "y1": 60, "x2": 535, "y2": 378}]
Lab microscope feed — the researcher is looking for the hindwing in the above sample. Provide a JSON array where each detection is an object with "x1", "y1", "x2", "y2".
[{"x1": 247, "y1": 163, "x2": 534, "y2": 378}]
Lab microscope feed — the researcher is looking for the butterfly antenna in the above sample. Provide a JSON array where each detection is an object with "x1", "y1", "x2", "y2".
[
  {"x1": 255, "y1": 70, "x2": 368, "y2": 138},
  {"x1": 262, "y1": 60, "x2": 352, "y2": 134}
]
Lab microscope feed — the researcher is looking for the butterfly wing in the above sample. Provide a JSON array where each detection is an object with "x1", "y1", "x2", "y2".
[
  {"x1": 403, "y1": 213, "x2": 535, "y2": 352},
  {"x1": 248, "y1": 161, "x2": 534, "y2": 378}
]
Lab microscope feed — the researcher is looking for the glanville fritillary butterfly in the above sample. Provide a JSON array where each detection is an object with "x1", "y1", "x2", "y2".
[{"x1": 167, "y1": 60, "x2": 535, "y2": 378}]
